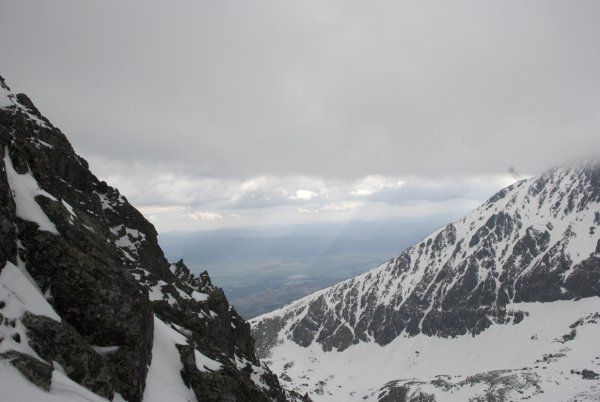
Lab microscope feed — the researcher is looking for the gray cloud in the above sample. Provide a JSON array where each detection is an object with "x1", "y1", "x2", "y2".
[
  {"x1": 1, "y1": 1, "x2": 599, "y2": 181},
  {"x1": 87, "y1": 155, "x2": 517, "y2": 231},
  {"x1": 1, "y1": 1, "x2": 599, "y2": 231},
  {"x1": 89, "y1": 156, "x2": 516, "y2": 209}
]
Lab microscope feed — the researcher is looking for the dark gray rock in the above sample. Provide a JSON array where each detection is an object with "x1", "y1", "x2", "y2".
[
  {"x1": 0, "y1": 351, "x2": 53, "y2": 391},
  {"x1": 22, "y1": 312, "x2": 114, "y2": 399},
  {"x1": 580, "y1": 369, "x2": 599, "y2": 380},
  {"x1": 375, "y1": 369, "x2": 543, "y2": 402},
  {"x1": 17, "y1": 223, "x2": 153, "y2": 402},
  {"x1": 0, "y1": 75, "x2": 297, "y2": 401},
  {"x1": 378, "y1": 385, "x2": 436, "y2": 402},
  {"x1": 178, "y1": 343, "x2": 281, "y2": 402}
]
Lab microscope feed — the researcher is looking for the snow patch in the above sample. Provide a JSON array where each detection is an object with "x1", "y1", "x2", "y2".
[
  {"x1": 233, "y1": 356, "x2": 272, "y2": 391},
  {"x1": 194, "y1": 350, "x2": 222, "y2": 372},
  {"x1": 4, "y1": 149, "x2": 58, "y2": 234},
  {"x1": 190, "y1": 291, "x2": 208, "y2": 302},
  {"x1": 61, "y1": 200, "x2": 76, "y2": 224},
  {"x1": 0, "y1": 261, "x2": 61, "y2": 322},
  {"x1": 143, "y1": 317, "x2": 195, "y2": 402}
]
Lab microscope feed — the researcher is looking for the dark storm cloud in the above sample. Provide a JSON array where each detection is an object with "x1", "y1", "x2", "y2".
[{"x1": 1, "y1": 0, "x2": 599, "y2": 180}]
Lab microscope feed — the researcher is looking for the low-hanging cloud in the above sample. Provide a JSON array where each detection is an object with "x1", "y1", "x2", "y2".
[{"x1": 90, "y1": 155, "x2": 519, "y2": 231}]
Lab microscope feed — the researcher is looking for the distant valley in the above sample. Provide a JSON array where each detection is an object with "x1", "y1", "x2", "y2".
[{"x1": 159, "y1": 217, "x2": 459, "y2": 318}]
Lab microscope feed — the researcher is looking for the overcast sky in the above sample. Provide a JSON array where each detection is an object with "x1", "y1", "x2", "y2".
[{"x1": 1, "y1": 1, "x2": 599, "y2": 231}]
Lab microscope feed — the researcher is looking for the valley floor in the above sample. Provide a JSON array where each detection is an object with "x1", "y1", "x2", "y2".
[{"x1": 264, "y1": 297, "x2": 600, "y2": 401}]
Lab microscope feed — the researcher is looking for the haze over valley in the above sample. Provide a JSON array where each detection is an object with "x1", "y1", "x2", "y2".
[{"x1": 160, "y1": 216, "x2": 457, "y2": 318}]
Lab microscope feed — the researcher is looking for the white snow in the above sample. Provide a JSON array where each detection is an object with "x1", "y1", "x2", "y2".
[
  {"x1": 233, "y1": 356, "x2": 272, "y2": 391},
  {"x1": 146, "y1": 281, "x2": 177, "y2": 306},
  {"x1": 265, "y1": 297, "x2": 600, "y2": 401},
  {"x1": 4, "y1": 149, "x2": 58, "y2": 234},
  {"x1": 61, "y1": 199, "x2": 77, "y2": 224},
  {"x1": 0, "y1": 258, "x2": 60, "y2": 359},
  {"x1": 96, "y1": 193, "x2": 113, "y2": 211},
  {"x1": 194, "y1": 350, "x2": 222, "y2": 372},
  {"x1": 36, "y1": 139, "x2": 54, "y2": 149},
  {"x1": 111, "y1": 225, "x2": 146, "y2": 261},
  {"x1": 147, "y1": 283, "x2": 167, "y2": 301},
  {"x1": 96, "y1": 192, "x2": 126, "y2": 212},
  {"x1": 142, "y1": 317, "x2": 195, "y2": 402},
  {"x1": 190, "y1": 291, "x2": 208, "y2": 302},
  {"x1": 0, "y1": 261, "x2": 60, "y2": 323}
]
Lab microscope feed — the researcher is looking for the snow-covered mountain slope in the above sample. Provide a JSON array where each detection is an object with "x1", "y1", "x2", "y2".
[
  {"x1": 251, "y1": 160, "x2": 600, "y2": 400},
  {"x1": 0, "y1": 75, "x2": 307, "y2": 402},
  {"x1": 263, "y1": 298, "x2": 600, "y2": 401}
]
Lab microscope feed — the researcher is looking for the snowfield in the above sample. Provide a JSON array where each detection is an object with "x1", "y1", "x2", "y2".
[{"x1": 265, "y1": 297, "x2": 600, "y2": 401}]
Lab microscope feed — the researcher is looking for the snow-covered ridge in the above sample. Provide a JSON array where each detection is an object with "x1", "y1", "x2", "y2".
[
  {"x1": 251, "y1": 161, "x2": 600, "y2": 401},
  {"x1": 252, "y1": 161, "x2": 600, "y2": 352}
]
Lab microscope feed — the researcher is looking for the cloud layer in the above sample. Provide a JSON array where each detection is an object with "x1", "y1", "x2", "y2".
[
  {"x1": 89, "y1": 155, "x2": 519, "y2": 231},
  {"x1": 1, "y1": 1, "x2": 598, "y2": 230}
]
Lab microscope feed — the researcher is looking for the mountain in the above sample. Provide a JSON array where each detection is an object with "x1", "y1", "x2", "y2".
[
  {"x1": 0, "y1": 76, "x2": 308, "y2": 402},
  {"x1": 251, "y1": 159, "x2": 600, "y2": 400}
]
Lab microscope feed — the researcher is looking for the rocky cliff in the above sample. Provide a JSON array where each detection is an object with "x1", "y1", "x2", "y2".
[{"x1": 0, "y1": 76, "x2": 306, "y2": 402}]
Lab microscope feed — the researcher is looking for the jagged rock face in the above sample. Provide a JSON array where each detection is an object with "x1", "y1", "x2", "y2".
[
  {"x1": 252, "y1": 161, "x2": 600, "y2": 354},
  {"x1": 22, "y1": 312, "x2": 114, "y2": 399},
  {"x1": 0, "y1": 76, "x2": 301, "y2": 401}
]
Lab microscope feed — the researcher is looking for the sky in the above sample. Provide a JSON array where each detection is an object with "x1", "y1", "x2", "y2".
[{"x1": 1, "y1": 1, "x2": 599, "y2": 232}]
